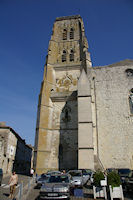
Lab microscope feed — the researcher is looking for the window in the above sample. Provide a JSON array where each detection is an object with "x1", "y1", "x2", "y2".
[
  {"x1": 69, "y1": 49, "x2": 74, "y2": 61},
  {"x1": 63, "y1": 29, "x2": 67, "y2": 40},
  {"x1": 62, "y1": 50, "x2": 66, "y2": 62},
  {"x1": 65, "y1": 109, "x2": 69, "y2": 121},
  {"x1": 125, "y1": 69, "x2": 133, "y2": 77},
  {"x1": 129, "y1": 89, "x2": 133, "y2": 114},
  {"x1": 70, "y1": 28, "x2": 74, "y2": 39}
]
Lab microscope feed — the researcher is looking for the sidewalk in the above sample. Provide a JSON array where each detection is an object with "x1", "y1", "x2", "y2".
[{"x1": 0, "y1": 174, "x2": 35, "y2": 200}]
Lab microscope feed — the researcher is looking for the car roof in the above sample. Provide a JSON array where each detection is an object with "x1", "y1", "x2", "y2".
[
  {"x1": 50, "y1": 174, "x2": 68, "y2": 177},
  {"x1": 68, "y1": 170, "x2": 82, "y2": 172}
]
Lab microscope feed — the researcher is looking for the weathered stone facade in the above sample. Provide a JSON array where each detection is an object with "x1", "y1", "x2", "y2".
[
  {"x1": 34, "y1": 15, "x2": 133, "y2": 174},
  {"x1": 0, "y1": 122, "x2": 33, "y2": 175},
  {"x1": 91, "y1": 60, "x2": 133, "y2": 169}
]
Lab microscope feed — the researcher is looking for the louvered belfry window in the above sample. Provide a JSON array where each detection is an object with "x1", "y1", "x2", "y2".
[
  {"x1": 63, "y1": 29, "x2": 67, "y2": 40},
  {"x1": 70, "y1": 28, "x2": 74, "y2": 39},
  {"x1": 62, "y1": 50, "x2": 66, "y2": 62},
  {"x1": 70, "y1": 49, "x2": 74, "y2": 62}
]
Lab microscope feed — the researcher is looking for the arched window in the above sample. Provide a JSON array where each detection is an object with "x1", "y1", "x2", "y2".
[
  {"x1": 69, "y1": 49, "x2": 74, "y2": 62},
  {"x1": 70, "y1": 28, "x2": 74, "y2": 39},
  {"x1": 63, "y1": 29, "x2": 67, "y2": 40},
  {"x1": 62, "y1": 50, "x2": 66, "y2": 62},
  {"x1": 129, "y1": 89, "x2": 133, "y2": 114}
]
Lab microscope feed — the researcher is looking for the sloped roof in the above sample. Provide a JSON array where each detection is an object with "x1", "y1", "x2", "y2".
[
  {"x1": 93, "y1": 59, "x2": 133, "y2": 69},
  {"x1": 0, "y1": 125, "x2": 32, "y2": 150}
]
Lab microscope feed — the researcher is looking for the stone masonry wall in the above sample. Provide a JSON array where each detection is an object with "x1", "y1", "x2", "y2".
[{"x1": 92, "y1": 62, "x2": 133, "y2": 169}]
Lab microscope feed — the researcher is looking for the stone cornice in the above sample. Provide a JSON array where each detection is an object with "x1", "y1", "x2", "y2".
[
  {"x1": 55, "y1": 15, "x2": 81, "y2": 21},
  {"x1": 50, "y1": 91, "x2": 77, "y2": 102},
  {"x1": 47, "y1": 63, "x2": 81, "y2": 71}
]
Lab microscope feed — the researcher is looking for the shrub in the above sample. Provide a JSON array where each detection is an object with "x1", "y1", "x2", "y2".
[
  {"x1": 107, "y1": 171, "x2": 121, "y2": 188},
  {"x1": 93, "y1": 171, "x2": 105, "y2": 187}
]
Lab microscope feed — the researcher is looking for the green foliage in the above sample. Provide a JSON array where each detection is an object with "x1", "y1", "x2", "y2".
[
  {"x1": 107, "y1": 171, "x2": 121, "y2": 188},
  {"x1": 93, "y1": 171, "x2": 105, "y2": 186}
]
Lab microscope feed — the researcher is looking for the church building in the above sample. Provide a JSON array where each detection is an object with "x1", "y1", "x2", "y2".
[{"x1": 34, "y1": 15, "x2": 133, "y2": 174}]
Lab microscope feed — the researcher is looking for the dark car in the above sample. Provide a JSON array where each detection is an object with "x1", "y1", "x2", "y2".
[
  {"x1": 40, "y1": 174, "x2": 71, "y2": 199},
  {"x1": 0, "y1": 168, "x2": 3, "y2": 186},
  {"x1": 118, "y1": 168, "x2": 132, "y2": 189},
  {"x1": 36, "y1": 173, "x2": 50, "y2": 188},
  {"x1": 106, "y1": 168, "x2": 117, "y2": 173},
  {"x1": 125, "y1": 170, "x2": 133, "y2": 192}
]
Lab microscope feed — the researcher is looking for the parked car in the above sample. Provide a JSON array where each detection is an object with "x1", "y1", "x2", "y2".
[
  {"x1": 87, "y1": 170, "x2": 95, "y2": 185},
  {"x1": 39, "y1": 174, "x2": 71, "y2": 199},
  {"x1": 36, "y1": 173, "x2": 50, "y2": 188},
  {"x1": 68, "y1": 170, "x2": 84, "y2": 188},
  {"x1": 79, "y1": 169, "x2": 91, "y2": 184},
  {"x1": 46, "y1": 171, "x2": 62, "y2": 176},
  {"x1": 106, "y1": 168, "x2": 117, "y2": 173},
  {"x1": 125, "y1": 170, "x2": 133, "y2": 192},
  {"x1": 0, "y1": 168, "x2": 3, "y2": 186},
  {"x1": 117, "y1": 168, "x2": 132, "y2": 189}
]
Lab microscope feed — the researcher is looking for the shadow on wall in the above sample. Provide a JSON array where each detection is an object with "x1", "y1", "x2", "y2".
[
  {"x1": 13, "y1": 140, "x2": 32, "y2": 175},
  {"x1": 58, "y1": 91, "x2": 78, "y2": 171}
]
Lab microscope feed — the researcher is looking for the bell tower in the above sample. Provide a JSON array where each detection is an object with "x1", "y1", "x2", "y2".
[{"x1": 34, "y1": 15, "x2": 93, "y2": 174}]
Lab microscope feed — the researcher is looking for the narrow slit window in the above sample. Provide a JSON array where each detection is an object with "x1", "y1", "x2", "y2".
[
  {"x1": 70, "y1": 28, "x2": 74, "y2": 39},
  {"x1": 63, "y1": 29, "x2": 67, "y2": 40},
  {"x1": 62, "y1": 50, "x2": 66, "y2": 62},
  {"x1": 70, "y1": 49, "x2": 74, "y2": 62},
  {"x1": 129, "y1": 89, "x2": 133, "y2": 114}
]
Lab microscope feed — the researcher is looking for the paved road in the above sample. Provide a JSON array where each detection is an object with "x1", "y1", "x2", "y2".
[
  {"x1": 0, "y1": 174, "x2": 32, "y2": 200},
  {"x1": 26, "y1": 182, "x2": 133, "y2": 200},
  {"x1": 26, "y1": 186, "x2": 94, "y2": 200},
  {"x1": 26, "y1": 183, "x2": 99, "y2": 200},
  {"x1": 2, "y1": 176, "x2": 132, "y2": 200}
]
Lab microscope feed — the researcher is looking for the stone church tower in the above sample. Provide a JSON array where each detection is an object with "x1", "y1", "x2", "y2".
[
  {"x1": 34, "y1": 15, "x2": 94, "y2": 174},
  {"x1": 34, "y1": 15, "x2": 133, "y2": 174}
]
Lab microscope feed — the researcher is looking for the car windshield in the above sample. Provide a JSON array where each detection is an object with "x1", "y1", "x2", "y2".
[
  {"x1": 48, "y1": 175, "x2": 69, "y2": 183},
  {"x1": 118, "y1": 169, "x2": 131, "y2": 174},
  {"x1": 41, "y1": 174, "x2": 46, "y2": 178},
  {"x1": 69, "y1": 171, "x2": 82, "y2": 176},
  {"x1": 39, "y1": 176, "x2": 49, "y2": 181}
]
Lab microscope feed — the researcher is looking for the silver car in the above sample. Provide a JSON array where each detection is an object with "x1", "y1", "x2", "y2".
[
  {"x1": 68, "y1": 170, "x2": 84, "y2": 188},
  {"x1": 40, "y1": 174, "x2": 70, "y2": 199}
]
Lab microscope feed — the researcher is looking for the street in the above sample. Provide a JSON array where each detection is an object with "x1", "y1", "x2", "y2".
[
  {"x1": 1, "y1": 176, "x2": 133, "y2": 200},
  {"x1": 26, "y1": 183, "x2": 94, "y2": 200},
  {"x1": 0, "y1": 174, "x2": 32, "y2": 200},
  {"x1": 26, "y1": 181, "x2": 133, "y2": 200}
]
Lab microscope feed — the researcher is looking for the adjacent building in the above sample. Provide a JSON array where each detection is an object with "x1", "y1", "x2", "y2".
[
  {"x1": 34, "y1": 15, "x2": 133, "y2": 174},
  {"x1": 0, "y1": 122, "x2": 33, "y2": 175}
]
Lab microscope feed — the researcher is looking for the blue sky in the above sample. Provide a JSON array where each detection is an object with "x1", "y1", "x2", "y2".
[{"x1": 0, "y1": 0, "x2": 133, "y2": 145}]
